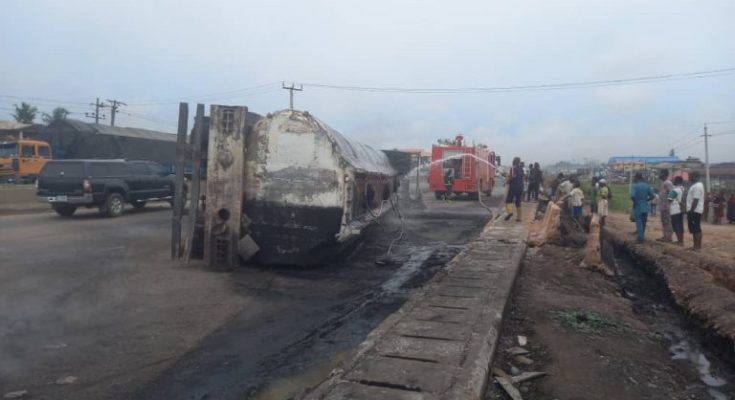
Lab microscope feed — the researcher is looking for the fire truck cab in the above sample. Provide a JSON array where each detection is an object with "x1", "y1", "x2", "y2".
[{"x1": 428, "y1": 134, "x2": 496, "y2": 200}]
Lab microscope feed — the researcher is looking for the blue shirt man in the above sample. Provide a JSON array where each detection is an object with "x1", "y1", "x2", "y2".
[{"x1": 630, "y1": 173, "x2": 655, "y2": 243}]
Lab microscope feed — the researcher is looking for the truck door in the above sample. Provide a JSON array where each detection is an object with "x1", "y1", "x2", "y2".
[
  {"x1": 128, "y1": 162, "x2": 152, "y2": 200},
  {"x1": 19, "y1": 143, "x2": 38, "y2": 180},
  {"x1": 145, "y1": 162, "x2": 171, "y2": 198}
]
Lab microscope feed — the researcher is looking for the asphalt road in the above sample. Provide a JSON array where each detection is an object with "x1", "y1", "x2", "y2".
[{"x1": 0, "y1": 184, "x2": 502, "y2": 400}]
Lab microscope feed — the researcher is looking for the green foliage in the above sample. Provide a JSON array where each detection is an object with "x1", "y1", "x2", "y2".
[
  {"x1": 580, "y1": 180, "x2": 631, "y2": 212},
  {"x1": 42, "y1": 107, "x2": 71, "y2": 124},
  {"x1": 11, "y1": 102, "x2": 38, "y2": 123},
  {"x1": 552, "y1": 309, "x2": 627, "y2": 335}
]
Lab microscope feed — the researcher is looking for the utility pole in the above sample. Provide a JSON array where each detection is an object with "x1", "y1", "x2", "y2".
[
  {"x1": 106, "y1": 99, "x2": 127, "y2": 127},
  {"x1": 282, "y1": 82, "x2": 303, "y2": 110},
  {"x1": 85, "y1": 98, "x2": 107, "y2": 124},
  {"x1": 703, "y1": 123, "x2": 711, "y2": 193}
]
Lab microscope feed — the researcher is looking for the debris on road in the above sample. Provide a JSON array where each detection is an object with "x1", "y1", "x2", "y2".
[
  {"x1": 3, "y1": 391, "x2": 28, "y2": 399},
  {"x1": 517, "y1": 335, "x2": 527, "y2": 346},
  {"x1": 511, "y1": 371, "x2": 547, "y2": 385},
  {"x1": 507, "y1": 346, "x2": 529, "y2": 356},
  {"x1": 54, "y1": 376, "x2": 77, "y2": 385},
  {"x1": 495, "y1": 377, "x2": 523, "y2": 400}
]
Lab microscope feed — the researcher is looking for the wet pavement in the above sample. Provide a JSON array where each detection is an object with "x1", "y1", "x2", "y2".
[{"x1": 1, "y1": 182, "x2": 501, "y2": 399}]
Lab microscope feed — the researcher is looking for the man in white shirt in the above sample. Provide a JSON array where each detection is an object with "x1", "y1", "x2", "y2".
[
  {"x1": 685, "y1": 171, "x2": 705, "y2": 252},
  {"x1": 668, "y1": 176, "x2": 685, "y2": 246}
]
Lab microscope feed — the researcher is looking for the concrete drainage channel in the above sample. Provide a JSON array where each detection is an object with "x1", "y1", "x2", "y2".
[{"x1": 300, "y1": 212, "x2": 530, "y2": 400}]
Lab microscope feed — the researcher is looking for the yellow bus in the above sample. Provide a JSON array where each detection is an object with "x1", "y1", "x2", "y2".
[{"x1": 0, "y1": 139, "x2": 52, "y2": 183}]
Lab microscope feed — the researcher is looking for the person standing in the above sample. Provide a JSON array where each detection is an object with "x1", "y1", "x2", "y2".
[
  {"x1": 631, "y1": 172, "x2": 655, "y2": 243},
  {"x1": 570, "y1": 180, "x2": 585, "y2": 221},
  {"x1": 504, "y1": 157, "x2": 525, "y2": 221},
  {"x1": 589, "y1": 177, "x2": 599, "y2": 214},
  {"x1": 657, "y1": 169, "x2": 674, "y2": 243},
  {"x1": 686, "y1": 171, "x2": 705, "y2": 252},
  {"x1": 668, "y1": 176, "x2": 685, "y2": 246},
  {"x1": 713, "y1": 191, "x2": 725, "y2": 225},
  {"x1": 531, "y1": 162, "x2": 542, "y2": 200},
  {"x1": 728, "y1": 193, "x2": 735, "y2": 224},
  {"x1": 443, "y1": 168, "x2": 454, "y2": 202},
  {"x1": 526, "y1": 163, "x2": 536, "y2": 201},
  {"x1": 550, "y1": 173, "x2": 563, "y2": 198},
  {"x1": 598, "y1": 179, "x2": 610, "y2": 227}
]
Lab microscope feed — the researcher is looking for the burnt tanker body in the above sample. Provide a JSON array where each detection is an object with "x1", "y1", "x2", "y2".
[{"x1": 244, "y1": 110, "x2": 398, "y2": 266}]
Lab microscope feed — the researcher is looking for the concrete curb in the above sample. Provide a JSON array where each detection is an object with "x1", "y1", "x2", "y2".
[{"x1": 301, "y1": 205, "x2": 531, "y2": 400}]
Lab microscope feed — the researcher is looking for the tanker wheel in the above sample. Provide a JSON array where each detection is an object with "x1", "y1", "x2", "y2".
[{"x1": 434, "y1": 191, "x2": 444, "y2": 200}]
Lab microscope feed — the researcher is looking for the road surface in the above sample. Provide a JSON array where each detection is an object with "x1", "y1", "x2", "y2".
[{"x1": 0, "y1": 184, "x2": 502, "y2": 399}]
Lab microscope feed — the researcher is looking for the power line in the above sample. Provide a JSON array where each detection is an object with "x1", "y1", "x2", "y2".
[
  {"x1": 126, "y1": 82, "x2": 280, "y2": 105},
  {"x1": 300, "y1": 66, "x2": 735, "y2": 94}
]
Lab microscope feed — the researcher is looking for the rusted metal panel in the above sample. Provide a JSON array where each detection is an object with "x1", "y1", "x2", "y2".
[{"x1": 204, "y1": 105, "x2": 248, "y2": 268}]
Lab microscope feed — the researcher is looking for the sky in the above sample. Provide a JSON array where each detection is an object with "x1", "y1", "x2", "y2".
[{"x1": 1, "y1": 0, "x2": 734, "y2": 165}]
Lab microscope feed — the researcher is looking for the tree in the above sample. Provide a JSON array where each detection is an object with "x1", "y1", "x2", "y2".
[
  {"x1": 42, "y1": 107, "x2": 71, "y2": 124},
  {"x1": 12, "y1": 102, "x2": 38, "y2": 123}
]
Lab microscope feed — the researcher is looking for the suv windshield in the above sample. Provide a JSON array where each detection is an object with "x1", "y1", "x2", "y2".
[
  {"x1": 40, "y1": 162, "x2": 84, "y2": 177},
  {"x1": 0, "y1": 142, "x2": 18, "y2": 157}
]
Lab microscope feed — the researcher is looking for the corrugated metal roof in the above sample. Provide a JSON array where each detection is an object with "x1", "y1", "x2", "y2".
[
  {"x1": 0, "y1": 120, "x2": 34, "y2": 130},
  {"x1": 53, "y1": 119, "x2": 177, "y2": 142},
  {"x1": 608, "y1": 156, "x2": 680, "y2": 164}
]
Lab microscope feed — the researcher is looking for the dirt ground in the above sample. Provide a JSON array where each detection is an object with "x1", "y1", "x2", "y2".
[
  {"x1": 485, "y1": 243, "x2": 735, "y2": 400},
  {"x1": 605, "y1": 210, "x2": 735, "y2": 261}
]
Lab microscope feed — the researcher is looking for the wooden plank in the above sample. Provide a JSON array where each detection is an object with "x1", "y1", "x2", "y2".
[
  {"x1": 171, "y1": 102, "x2": 188, "y2": 259},
  {"x1": 182, "y1": 103, "x2": 204, "y2": 263},
  {"x1": 204, "y1": 105, "x2": 247, "y2": 268}
]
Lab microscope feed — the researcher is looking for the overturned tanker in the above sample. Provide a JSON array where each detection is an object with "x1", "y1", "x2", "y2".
[{"x1": 242, "y1": 110, "x2": 399, "y2": 265}]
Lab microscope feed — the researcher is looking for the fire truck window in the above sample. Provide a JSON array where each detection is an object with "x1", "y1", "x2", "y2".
[
  {"x1": 442, "y1": 150, "x2": 463, "y2": 178},
  {"x1": 38, "y1": 145, "x2": 50, "y2": 158},
  {"x1": 22, "y1": 145, "x2": 35, "y2": 157}
]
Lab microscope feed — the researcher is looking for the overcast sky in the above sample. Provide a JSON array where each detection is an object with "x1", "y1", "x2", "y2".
[{"x1": 2, "y1": 0, "x2": 734, "y2": 164}]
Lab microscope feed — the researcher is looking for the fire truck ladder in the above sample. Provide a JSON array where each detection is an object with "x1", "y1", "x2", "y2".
[{"x1": 462, "y1": 154, "x2": 471, "y2": 178}]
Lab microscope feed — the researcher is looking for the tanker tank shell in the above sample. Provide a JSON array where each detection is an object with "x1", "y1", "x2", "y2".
[{"x1": 245, "y1": 110, "x2": 397, "y2": 266}]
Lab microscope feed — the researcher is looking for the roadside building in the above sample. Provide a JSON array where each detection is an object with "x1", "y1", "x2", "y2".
[
  {"x1": 43, "y1": 119, "x2": 177, "y2": 170},
  {"x1": 608, "y1": 155, "x2": 680, "y2": 172},
  {"x1": 0, "y1": 120, "x2": 45, "y2": 141}
]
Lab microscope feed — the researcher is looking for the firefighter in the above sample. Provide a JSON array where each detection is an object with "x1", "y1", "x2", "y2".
[{"x1": 443, "y1": 168, "x2": 454, "y2": 201}]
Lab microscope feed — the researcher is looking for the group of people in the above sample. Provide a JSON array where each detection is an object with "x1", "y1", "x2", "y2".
[
  {"x1": 631, "y1": 169, "x2": 704, "y2": 251},
  {"x1": 705, "y1": 191, "x2": 733, "y2": 225},
  {"x1": 550, "y1": 173, "x2": 611, "y2": 225},
  {"x1": 503, "y1": 157, "x2": 545, "y2": 221}
]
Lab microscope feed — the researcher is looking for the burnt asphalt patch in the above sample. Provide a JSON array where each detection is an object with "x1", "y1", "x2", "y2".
[{"x1": 136, "y1": 195, "x2": 497, "y2": 400}]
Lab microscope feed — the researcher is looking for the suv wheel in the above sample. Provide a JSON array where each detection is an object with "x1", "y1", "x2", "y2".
[
  {"x1": 103, "y1": 193, "x2": 125, "y2": 217},
  {"x1": 132, "y1": 200, "x2": 146, "y2": 209},
  {"x1": 53, "y1": 205, "x2": 77, "y2": 217}
]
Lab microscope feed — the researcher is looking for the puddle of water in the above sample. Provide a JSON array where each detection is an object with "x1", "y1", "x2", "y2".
[
  {"x1": 252, "y1": 350, "x2": 350, "y2": 400},
  {"x1": 670, "y1": 336, "x2": 731, "y2": 400}
]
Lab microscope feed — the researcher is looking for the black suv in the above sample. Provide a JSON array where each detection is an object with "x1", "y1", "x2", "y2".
[{"x1": 37, "y1": 159, "x2": 176, "y2": 217}]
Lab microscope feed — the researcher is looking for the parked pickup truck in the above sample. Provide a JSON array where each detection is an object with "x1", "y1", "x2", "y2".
[{"x1": 37, "y1": 159, "x2": 176, "y2": 217}]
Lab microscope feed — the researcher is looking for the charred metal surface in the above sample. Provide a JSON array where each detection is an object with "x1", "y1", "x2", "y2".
[{"x1": 244, "y1": 110, "x2": 398, "y2": 266}]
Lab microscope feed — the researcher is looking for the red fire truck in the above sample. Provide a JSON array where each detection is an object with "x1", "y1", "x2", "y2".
[{"x1": 428, "y1": 134, "x2": 497, "y2": 200}]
